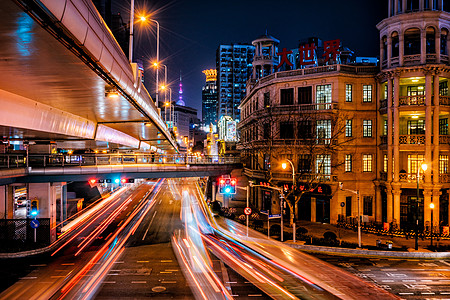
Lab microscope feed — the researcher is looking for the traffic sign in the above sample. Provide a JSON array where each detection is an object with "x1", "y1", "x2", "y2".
[
  {"x1": 30, "y1": 219, "x2": 40, "y2": 229},
  {"x1": 269, "y1": 214, "x2": 282, "y2": 219},
  {"x1": 260, "y1": 210, "x2": 268, "y2": 215},
  {"x1": 340, "y1": 202, "x2": 345, "y2": 207},
  {"x1": 244, "y1": 207, "x2": 252, "y2": 215}
]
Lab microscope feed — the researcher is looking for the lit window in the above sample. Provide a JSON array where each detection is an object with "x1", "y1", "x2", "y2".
[
  {"x1": 316, "y1": 84, "x2": 332, "y2": 103},
  {"x1": 345, "y1": 84, "x2": 352, "y2": 102},
  {"x1": 363, "y1": 120, "x2": 372, "y2": 137},
  {"x1": 440, "y1": 155, "x2": 448, "y2": 174},
  {"x1": 316, "y1": 120, "x2": 331, "y2": 144},
  {"x1": 316, "y1": 154, "x2": 331, "y2": 175},
  {"x1": 345, "y1": 154, "x2": 352, "y2": 172},
  {"x1": 363, "y1": 154, "x2": 372, "y2": 172},
  {"x1": 383, "y1": 154, "x2": 388, "y2": 172},
  {"x1": 363, "y1": 85, "x2": 372, "y2": 102},
  {"x1": 345, "y1": 119, "x2": 352, "y2": 137},
  {"x1": 408, "y1": 154, "x2": 425, "y2": 173}
]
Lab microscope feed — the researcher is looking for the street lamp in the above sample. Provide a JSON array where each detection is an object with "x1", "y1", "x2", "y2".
[
  {"x1": 161, "y1": 86, "x2": 172, "y2": 127},
  {"x1": 282, "y1": 159, "x2": 295, "y2": 242},
  {"x1": 128, "y1": 1, "x2": 149, "y2": 63},
  {"x1": 339, "y1": 182, "x2": 361, "y2": 248},
  {"x1": 149, "y1": 19, "x2": 160, "y2": 106},
  {"x1": 415, "y1": 162, "x2": 427, "y2": 250},
  {"x1": 430, "y1": 202, "x2": 435, "y2": 248}
]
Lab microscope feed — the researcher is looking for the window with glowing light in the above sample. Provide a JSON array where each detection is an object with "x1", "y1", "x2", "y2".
[
  {"x1": 363, "y1": 154, "x2": 372, "y2": 172},
  {"x1": 362, "y1": 85, "x2": 372, "y2": 102},
  {"x1": 440, "y1": 155, "x2": 448, "y2": 174}
]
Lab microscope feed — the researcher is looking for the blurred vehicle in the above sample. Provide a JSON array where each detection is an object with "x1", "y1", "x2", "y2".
[{"x1": 15, "y1": 196, "x2": 27, "y2": 207}]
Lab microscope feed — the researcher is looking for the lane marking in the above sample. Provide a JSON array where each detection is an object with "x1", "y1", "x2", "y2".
[
  {"x1": 20, "y1": 277, "x2": 37, "y2": 279},
  {"x1": 159, "y1": 200, "x2": 162, "y2": 204},
  {"x1": 103, "y1": 281, "x2": 116, "y2": 284},
  {"x1": 114, "y1": 261, "x2": 124, "y2": 263},
  {"x1": 165, "y1": 269, "x2": 179, "y2": 272},
  {"x1": 137, "y1": 261, "x2": 149, "y2": 263},
  {"x1": 142, "y1": 211, "x2": 158, "y2": 241},
  {"x1": 249, "y1": 294, "x2": 263, "y2": 297},
  {"x1": 399, "y1": 293, "x2": 414, "y2": 295},
  {"x1": 161, "y1": 260, "x2": 172, "y2": 263},
  {"x1": 440, "y1": 260, "x2": 450, "y2": 267},
  {"x1": 441, "y1": 292, "x2": 450, "y2": 294},
  {"x1": 160, "y1": 271, "x2": 172, "y2": 274},
  {"x1": 51, "y1": 276, "x2": 66, "y2": 278},
  {"x1": 30, "y1": 264, "x2": 46, "y2": 267},
  {"x1": 132, "y1": 281, "x2": 147, "y2": 284},
  {"x1": 61, "y1": 263, "x2": 75, "y2": 266},
  {"x1": 161, "y1": 281, "x2": 177, "y2": 284}
]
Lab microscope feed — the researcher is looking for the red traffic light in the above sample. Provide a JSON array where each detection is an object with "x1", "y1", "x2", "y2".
[
  {"x1": 89, "y1": 179, "x2": 97, "y2": 184},
  {"x1": 219, "y1": 179, "x2": 225, "y2": 185},
  {"x1": 230, "y1": 179, "x2": 236, "y2": 185},
  {"x1": 121, "y1": 178, "x2": 127, "y2": 184}
]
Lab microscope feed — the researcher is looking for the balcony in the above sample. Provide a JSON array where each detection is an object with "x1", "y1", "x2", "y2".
[
  {"x1": 380, "y1": 99, "x2": 387, "y2": 109},
  {"x1": 399, "y1": 173, "x2": 424, "y2": 182},
  {"x1": 399, "y1": 95, "x2": 425, "y2": 106},
  {"x1": 440, "y1": 95, "x2": 450, "y2": 106},
  {"x1": 399, "y1": 135, "x2": 425, "y2": 145},
  {"x1": 403, "y1": 54, "x2": 421, "y2": 66}
]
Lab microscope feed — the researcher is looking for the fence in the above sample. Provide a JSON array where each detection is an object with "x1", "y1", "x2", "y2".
[{"x1": 0, "y1": 218, "x2": 51, "y2": 252}]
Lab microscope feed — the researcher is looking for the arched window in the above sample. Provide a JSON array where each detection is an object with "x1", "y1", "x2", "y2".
[
  {"x1": 392, "y1": 32, "x2": 399, "y2": 57},
  {"x1": 442, "y1": 28, "x2": 449, "y2": 55},
  {"x1": 404, "y1": 28, "x2": 421, "y2": 55},
  {"x1": 382, "y1": 36, "x2": 388, "y2": 60},
  {"x1": 426, "y1": 27, "x2": 436, "y2": 54}
]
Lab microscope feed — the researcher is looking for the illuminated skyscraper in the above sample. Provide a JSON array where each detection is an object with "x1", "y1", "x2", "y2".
[
  {"x1": 177, "y1": 72, "x2": 185, "y2": 106},
  {"x1": 216, "y1": 44, "x2": 254, "y2": 121},
  {"x1": 202, "y1": 69, "x2": 217, "y2": 128}
]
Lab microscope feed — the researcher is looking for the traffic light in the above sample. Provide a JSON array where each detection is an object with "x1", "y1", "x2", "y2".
[
  {"x1": 229, "y1": 178, "x2": 237, "y2": 194},
  {"x1": 30, "y1": 198, "x2": 39, "y2": 216},
  {"x1": 121, "y1": 178, "x2": 135, "y2": 184},
  {"x1": 218, "y1": 178, "x2": 226, "y2": 193}
]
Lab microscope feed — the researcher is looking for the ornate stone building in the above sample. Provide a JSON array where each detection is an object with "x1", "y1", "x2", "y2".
[{"x1": 238, "y1": 0, "x2": 450, "y2": 230}]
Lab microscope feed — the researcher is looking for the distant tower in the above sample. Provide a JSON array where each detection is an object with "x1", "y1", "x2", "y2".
[
  {"x1": 177, "y1": 72, "x2": 185, "y2": 106},
  {"x1": 251, "y1": 33, "x2": 280, "y2": 80}
]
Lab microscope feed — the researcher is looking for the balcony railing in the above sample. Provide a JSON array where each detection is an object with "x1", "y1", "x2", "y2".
[
  {"x1": 399, "y1": 95, "x2": 425, "y2": 106},
  {"x1": 403, "y1": 54, "x2": 421, "y2": 66},
  {"x1": 399, "y1": 135, "x2": 425, "y2": 145},
  {"x1": 440, "y1": 95, "x2": 450, "y2": 106},
  {"x1": 399, "y1": 173, "x2": 424, "y2": 182},
  {"x1": 380, "y1": 99, "x2": 387, "y2": 109},
  {"x1": 391, "y1": 56, "x2": 399, "y2": 67}
]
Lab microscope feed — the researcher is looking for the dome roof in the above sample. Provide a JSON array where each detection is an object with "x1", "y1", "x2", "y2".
[{"x1": 252, "y1": 33, "x2": 280, "y2": 44}]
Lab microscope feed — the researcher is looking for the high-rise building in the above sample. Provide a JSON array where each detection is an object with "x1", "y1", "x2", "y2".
[
  {"x1": 216, "y1": 44, "x2": 255, "y2": 122},
  {"x1": 202, "y1": 69, "x2": 218, "y2": 129}
]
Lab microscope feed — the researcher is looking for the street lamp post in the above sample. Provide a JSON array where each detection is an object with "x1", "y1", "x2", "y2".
[
  {"x1": 415, "y1": 162, "x2": 427, "y2": 250},
  {"x1": 147, "y1": 19, "x2": 160, "y2": 106},
  {"x1": 282, "y1": 159, "x2": 296, "y2": 242},
  {"x1": 128, "y1": 0, "x2": 135, "y2": 62},
  {"x1": 430, "y1": 202, "x2": 435, "y2": 248},
  {"x1": 339, "y1": 182, "x2": 361, "y2": 248}
]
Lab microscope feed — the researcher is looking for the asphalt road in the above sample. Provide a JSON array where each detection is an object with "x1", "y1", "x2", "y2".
[{"x1": 314, "y1": 254, "x2": 450, "y2": 299}]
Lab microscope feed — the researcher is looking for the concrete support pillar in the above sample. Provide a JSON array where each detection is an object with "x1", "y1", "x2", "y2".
[
  {"x1": 433, "y1": 72, "x2": 441, "y2": 184},
  {"x1": 421, "y1": 29, "x2": 427, "y2": 64},
  {"x1": 387, "y1": 37, "x2": 392, "y2": 68},
  {"x1": 386, "y1": 185, "x2": 393, "y2": 223},
  {"x1": 389, "y1": 0, "x2": 392, "y2": 16},
  {"x1": 399, "y1": 34, "x2": 404, "y2": 66},
  {"x1": 393, "y1": 75, "x2": 400, "y2": 182},
  {"x1": 392, "y1": 184, "x2": 402, "y2": 226},
  {"x1": 395, "y1": 0, "x2": 399, "y2": 14},
  {"x1": 425, "y1": 71, "x2": 433, "y2": 183},
  {"x1": 311, "y1": 197, "x2": 316, "y2": 222},
  {"x1": 423, "y1": 189, "x2": 433, "y2": 227},
  {"x1": 402, "y1": 0, "x2": 407, "y2": 13},
  {"x1": 28, "y1": 182, "x2": 63, "y2": 243},
  {"x1": 0, "y1": 185, "x2": 14, "y2": 219}
]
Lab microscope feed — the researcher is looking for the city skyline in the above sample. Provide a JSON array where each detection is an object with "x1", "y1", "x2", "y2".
[{"x1": 113, "y1": 0, "x2": 386, "y2": 118}]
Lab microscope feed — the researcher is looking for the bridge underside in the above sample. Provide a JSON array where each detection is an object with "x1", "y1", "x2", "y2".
[{"x1": 0, "y1": 0, "x2": 175, "y2": 152}]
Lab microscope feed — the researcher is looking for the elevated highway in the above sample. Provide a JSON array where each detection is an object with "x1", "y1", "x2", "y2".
[{"x1": 0, "y1": 0, "x2": 177, "y2": 153}]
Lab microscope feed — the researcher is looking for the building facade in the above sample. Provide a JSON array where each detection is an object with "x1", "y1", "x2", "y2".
[
  {"x1": 216, "y1": 44, "x2": 255, "y2": 122},
  {"x1": 202, "y1": 69, "x2": 218, "y2": 128},
  {"x1": 239, "y1": 1, "x2": 450, "y2": 230}
]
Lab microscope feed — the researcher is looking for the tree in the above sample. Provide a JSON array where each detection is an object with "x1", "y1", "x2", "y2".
[{"x1": 239, "y1": 100, "x2": 354, "y2": 226}]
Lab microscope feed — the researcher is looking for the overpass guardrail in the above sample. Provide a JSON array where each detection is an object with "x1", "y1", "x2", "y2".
[{"x1": 0, "y1": 154, "x2": 240, "y2": 169}]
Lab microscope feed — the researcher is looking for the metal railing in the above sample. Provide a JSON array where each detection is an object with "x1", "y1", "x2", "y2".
[
  {"x1": 0, "y1": 154, "x2": 240, "y2": 169},
  {"x1": 399, "y1": 95, "x2": 425, "y2": 106}
]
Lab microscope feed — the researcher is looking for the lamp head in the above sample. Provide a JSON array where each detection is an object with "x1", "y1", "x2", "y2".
[
  {"x1": 282, "y1": 162, "x2": 287, "y2": 170},
  {"x1": 421, "y1": 163, "x2": 427, "y2": 171},
  {"x1": 140, "y1": 16, "x2": 147, "y2": 22},
  {"x1": 430, "y1": 202, "x2": 435, "y2": 209}
]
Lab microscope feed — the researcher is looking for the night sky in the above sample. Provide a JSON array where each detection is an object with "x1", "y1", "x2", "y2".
[{"x1": 113, "y1": 0, "x2": 387, "y2": 119}]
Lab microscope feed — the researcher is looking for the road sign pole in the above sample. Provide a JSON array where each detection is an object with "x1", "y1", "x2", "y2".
[
  {"x1": 34, "y1": 217, "x2": 36, "y2": 243},
  {"x1": 246, "y1": 186, "x2": 249, "y2": 237},
  {"x1": 280, "y1": 193, "x2": 284, "y2": 242}
]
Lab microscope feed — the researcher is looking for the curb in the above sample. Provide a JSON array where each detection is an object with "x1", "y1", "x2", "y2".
[
  {"x1": 0, "y1": 243, "x2": 55, "y2": 259},
  {"x1": 286, "y1": 242, "x2": 450, "y2": 259}
]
